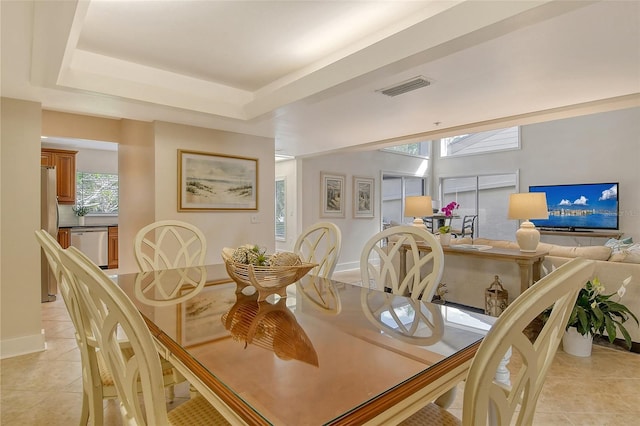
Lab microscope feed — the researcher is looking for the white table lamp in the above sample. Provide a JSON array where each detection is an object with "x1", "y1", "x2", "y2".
[
  {"x1": 508, "y1": 192, "x2": 549, "y2": 252},
  {"x1": 404, "y1": 196, "x2": 433, "y2": 228}
]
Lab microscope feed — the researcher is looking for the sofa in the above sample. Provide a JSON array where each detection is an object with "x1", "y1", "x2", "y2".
[{"x1": 439, "y1": 237, "x2": 640, "y2": 344}]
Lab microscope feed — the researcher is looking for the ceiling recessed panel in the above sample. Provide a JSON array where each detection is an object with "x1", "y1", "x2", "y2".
[
  {"x1": 78, "y1": 0, "x2": 433, "y2": 91},
  {"x1": 4, "y1": 0, "x2": 638, "y2": 158}
]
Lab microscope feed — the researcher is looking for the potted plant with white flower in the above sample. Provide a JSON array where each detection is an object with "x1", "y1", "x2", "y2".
[
  {"x1": 438, "y1": 225, "x2": 452, "y2": 245},
  {"x1": 72, "y1": 203, "x2": 90, "y2": 226},
  {"x1": 553, "y1": 276, "x2": 638, "y2": 356}
]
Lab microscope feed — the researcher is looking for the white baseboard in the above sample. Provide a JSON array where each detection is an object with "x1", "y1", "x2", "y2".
[
  {"x1": 0, "y1": 330, "x2": 46, "y2": 360},
  {"x1": 334, "y1": 261, "x2": 360, "y2": 272}
]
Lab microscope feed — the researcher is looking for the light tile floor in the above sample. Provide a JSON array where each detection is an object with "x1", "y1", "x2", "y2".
[
  {"x1": 0, "y1": 296, "x2": 191, "y2": 426},
  {"x1": 1, "y1": 271, "x2": 638, "y2": 425},
  {"x1": 334, "y1": 269, "x2": 640, "y2": 425}
]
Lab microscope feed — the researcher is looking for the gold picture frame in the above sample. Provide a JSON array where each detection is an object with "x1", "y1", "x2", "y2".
[{"x1": 178, "y1": 149, "x2": 258, "y2": 211}]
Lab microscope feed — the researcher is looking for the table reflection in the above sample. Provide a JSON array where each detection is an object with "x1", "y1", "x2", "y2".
[
  {"x1": 134, "y1": 266, "x2": 207, "y2": 306},
  {"x1": 221, "y1": 289, "x2": 319, "y2": 366},
  {"x1": 296, "y1": 275, "x2": 342, "y2": 315},
  {"x1": 360, "y1": 288, "x2": 444, "y2": 345}
]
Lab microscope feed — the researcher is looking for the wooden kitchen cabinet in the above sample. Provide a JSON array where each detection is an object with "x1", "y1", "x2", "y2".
[
  {"x1": 57, "y1": 228, "x2": 71, "y2": 249},
  {"x1": 41, "y1": 148, "x2": 77, "y2": 204},
  {"x1": 40, "y1": 150, "x2": 54, "y2": 166},
  {"x1": 108, "y1": 226, "x2": 118, "y2": 269}
]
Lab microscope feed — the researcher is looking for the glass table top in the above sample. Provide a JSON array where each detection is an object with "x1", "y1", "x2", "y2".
[{"x1": 113, "y1": 264, "x2": 494, "y2": 425}]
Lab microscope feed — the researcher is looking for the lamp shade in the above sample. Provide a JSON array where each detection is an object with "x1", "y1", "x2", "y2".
[
  {"x1": 404, "y1": 196, "x2": 433, "y2": 218},
  {"x1": 508, "y1": 192, "x2": 548, "y2": 252},
  {"x1": 508, "y1": 193, "x2": 549, "y2": 220}
]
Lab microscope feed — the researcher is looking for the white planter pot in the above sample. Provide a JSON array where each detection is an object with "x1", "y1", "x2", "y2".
[
  {"x1": 439, "y1": 233, "x2": 451, "y2": 246},
  {"x1": 562, "y1": 327, "x2": 593, "y2": 357},
  {"x1": 78, "y1": 216, "x2": 85, "y2": 226}
]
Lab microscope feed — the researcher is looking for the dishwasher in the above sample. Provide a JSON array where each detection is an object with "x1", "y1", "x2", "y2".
[{"x1": 70, "y1": 227, "x2": 109, "y2": 269}]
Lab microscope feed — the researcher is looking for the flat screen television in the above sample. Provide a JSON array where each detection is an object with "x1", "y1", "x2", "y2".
[{"x1": 528, "y1": 182, "x2": 619, "y2": 231}]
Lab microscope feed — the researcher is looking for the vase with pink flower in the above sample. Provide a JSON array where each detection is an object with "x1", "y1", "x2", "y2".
[
  {"x1": 438, "y1": 202, "x2": 459, "y2": 244},
  {"x1": 441, "y1": 201, "x2": 459, "y2": 217}
]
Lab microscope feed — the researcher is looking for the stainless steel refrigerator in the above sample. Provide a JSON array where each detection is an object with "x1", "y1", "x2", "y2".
[{"x1": 41, "y1": 166, "x2": 58, "y2": 302}]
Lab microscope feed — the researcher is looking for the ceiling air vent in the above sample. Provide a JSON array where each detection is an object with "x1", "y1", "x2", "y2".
[{"x1": 377, "y1": 76, "x2": 431, "y2": 97}]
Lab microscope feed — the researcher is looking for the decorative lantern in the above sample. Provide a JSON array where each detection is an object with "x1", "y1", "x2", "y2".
[
  {"x1": 432, "y1": 282, "x2": 448, "y2": 305},
  {"x1": 485, "y1": 275, "x2": 508, "y2": 317}
]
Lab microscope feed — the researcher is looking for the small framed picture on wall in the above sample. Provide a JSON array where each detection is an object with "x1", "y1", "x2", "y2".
[
  {"x1": 320, "y1": 172, "x2": 346, "y2": 218},
  {"x1": 353, "y1": 176, "x2": 374, "y2": 218}
]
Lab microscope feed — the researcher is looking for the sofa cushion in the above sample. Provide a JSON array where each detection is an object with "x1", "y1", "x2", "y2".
[
  {"x1": 536, "y1": 242, "x2": 612, "y2": 260},
  {"x1": 452, "y1": 237, "x2": 612, "y2": 260}
]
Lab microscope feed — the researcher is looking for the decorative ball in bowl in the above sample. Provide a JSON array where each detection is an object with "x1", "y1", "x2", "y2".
[{"x1": 222, "y1": 246, "x2": 317, "y2": 302}]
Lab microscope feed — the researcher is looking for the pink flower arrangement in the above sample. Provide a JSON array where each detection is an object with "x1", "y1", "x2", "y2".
[{"x1": 441, "y1": 201, "x2": 459, "y2": 217}]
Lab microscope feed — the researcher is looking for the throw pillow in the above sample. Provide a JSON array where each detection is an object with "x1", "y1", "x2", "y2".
[
  {"x1": 606, "y1": 238, "x2": 634, "y2": 261},
  {"x1": 609, "y1": 243, "x2": 640, "y2": 263}
]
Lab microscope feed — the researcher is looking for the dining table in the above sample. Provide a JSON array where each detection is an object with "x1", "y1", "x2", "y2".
[{"x1": 112, "y1": 264, "x2": 495, "y2": 425}]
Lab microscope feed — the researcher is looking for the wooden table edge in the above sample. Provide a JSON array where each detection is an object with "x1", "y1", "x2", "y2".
[{"x1": 150, "y1": 318, "x2": 481, "y2": 426}]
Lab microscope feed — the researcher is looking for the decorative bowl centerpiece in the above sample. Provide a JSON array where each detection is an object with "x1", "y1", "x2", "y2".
[{"x1": 222, "y1": 245, "x2": 316, "y2": 301}]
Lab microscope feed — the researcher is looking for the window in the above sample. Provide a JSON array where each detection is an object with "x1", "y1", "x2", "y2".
[
  {"x1": 275, "y1": 178, "x2": 286, "y2": 240},
  {"x1": 440, "y1": 126, "x2": 520, "y2": 157},
  {"x1": 382, "y1": 174, "x2": 428, "y2": 225},
  {"x1": 76, "y1": 172, "x2": 119, "y2": 214},
  {"x1": 382, "y1": 141, "x2": 431, "y2": 158},
  {"x1": 439, "y1": 172, "x2": 518, "y2": 240}
]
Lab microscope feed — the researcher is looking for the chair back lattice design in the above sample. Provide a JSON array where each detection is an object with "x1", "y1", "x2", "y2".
[
  {"x1": 293, "y1": 222, "x2": 342, "y2": 279},
  {"x1": 35, "y1": 230, "x2": 103, "y2": 425},
  {"x1": 135, "y1": 220, "x2": 207, "y2": 271},
  {"x1": 462, "y1": 257, "x2": 595, "y2": 425},
  {"x1": 360, "y1": 225, "x2": 444, "y2": 302},
  {"x1": 59, "y1": 246, "x2": 173, "y2": 426},
  {"x1": 454, "y1": 215, "x2": 478, "y2": 238}
]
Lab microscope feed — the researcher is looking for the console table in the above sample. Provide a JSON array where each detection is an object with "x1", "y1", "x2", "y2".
[{"x1": 400, "y1": 243, "x2": 548, "y2": 295}]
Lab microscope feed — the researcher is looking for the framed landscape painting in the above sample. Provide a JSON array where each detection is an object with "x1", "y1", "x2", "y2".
[
  {"x1": 178, "y1": 150, "x2": 258, "y2": 211},
  {"x1": 353, "y1": 176, "x2": 374, "y2": 218},
  {"x1": 321, "y1": 172, "x2": 345, "y2": 218}
]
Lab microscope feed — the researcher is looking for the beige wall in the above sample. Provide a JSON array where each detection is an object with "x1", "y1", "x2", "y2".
[
  {"x1": 1, "y1": 98, "x2": 45, "y2": 357},
  {"x1": 1, "y1": 102, "x2": 275, "y2": 358},
  {"x1": 152, "y1": 121, "x2": 275, "y2": 267},
  {"x1": 300, "y1": 150, "x2": 430, "y2": 271},
  {"x1": 42, "y1": 110, "x2": 121, "y2": 142},
  {"x1": 118, "y1": 119, "x2": 156, "y2": 273},
  {"x1": 299, "y1": 106, "x2": 640, "y2": 273},
  {"x1": 435, "y1": 107, "x2": 640, "y2": 243}
]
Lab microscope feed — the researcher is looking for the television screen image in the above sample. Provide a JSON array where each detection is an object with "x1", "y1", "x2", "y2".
[{"x1": 529, "y1": 182, "x2": 619, "y2": 230}]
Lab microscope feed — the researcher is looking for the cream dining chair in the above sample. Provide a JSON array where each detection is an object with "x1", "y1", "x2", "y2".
[
  {"x1": 134, "y1": 220, "x2": 207, "y2": 271},
  {"x1": 36, "y1": 229, "x2": 103, "y2": 425},
  {"x1": 360, "y1": 225, "x2": 444, "y2": 301},
  {"x1": 399, "y1": 257, "x2": 595, "y2": 425},
  {"x1": 293, "y1": 221, "x2": 342, "y2": 279},
  {"x1": 58, "y1": 245, "x2": 230, "y2": 426},
  {"x1": 36, "y1": 230, "x2": 184, "y2": 425}
]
